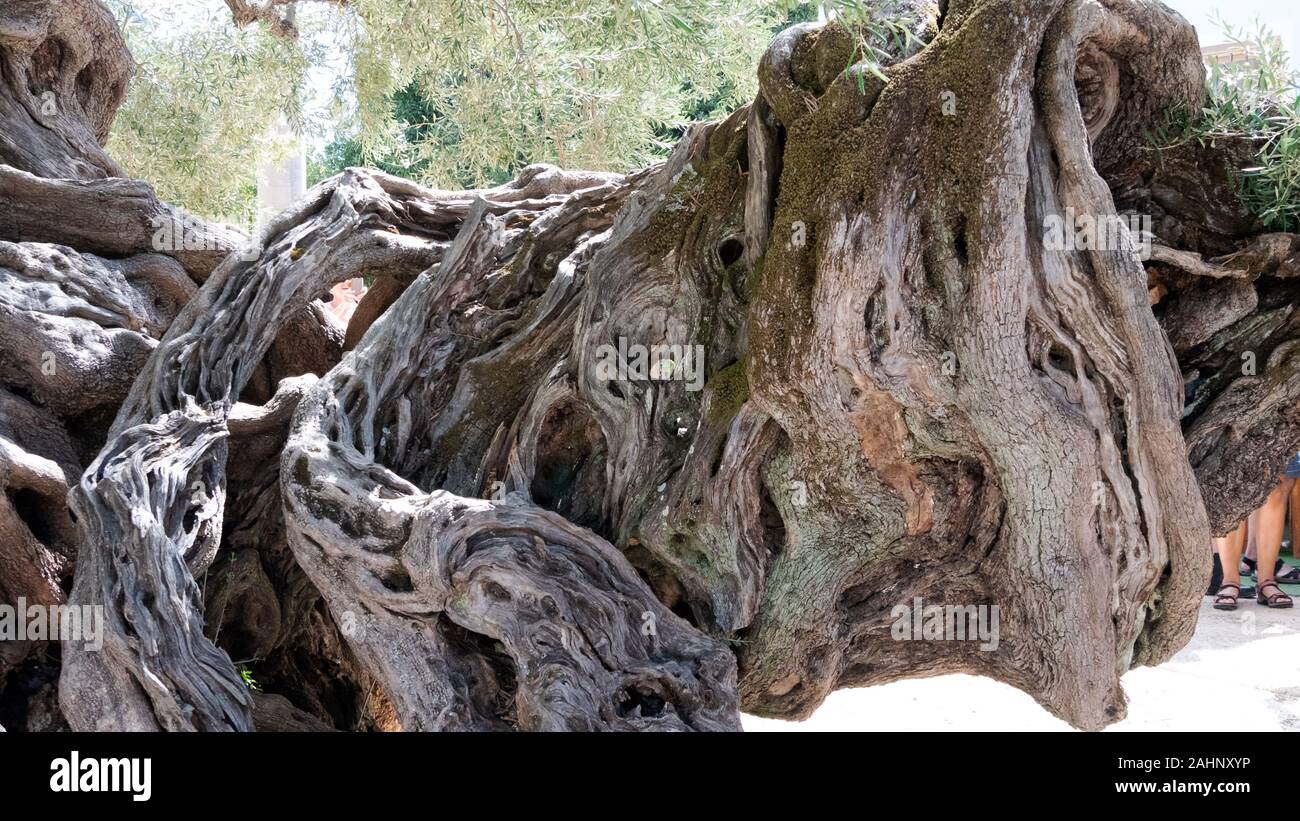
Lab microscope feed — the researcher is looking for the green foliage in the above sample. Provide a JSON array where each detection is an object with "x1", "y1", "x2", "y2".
[
  {"x1": 1149, "y1": 18, "x2": 1300, "y2": 231},
  {"x1": 104, "y1": 0, "x2": 316, "y2": 222},
  {"x1": 335, "y1": 0, "x2": 779, "y2": 188},
  {"x1": 308, "y1": 81, "x2": 451, "y2": 185},
  {"x1": 820, "y1": 0, "x2": 927, "y2": 86},
  {"x1": 110, "y1": 0, "x2": 810, "y2": 209},
  {"x1": 310, "y1": 1, "x2": 921, "y2": 185},
  {"x1": 236, "y1": 664, "x2": 262, "y2": 692},
  {"x1": 110, "y1": 1, "x2": 930, "y2": 212}
]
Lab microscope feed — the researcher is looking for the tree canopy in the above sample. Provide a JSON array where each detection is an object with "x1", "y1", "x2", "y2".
[{"x1": 106, "y1": 0, "x2": 823, "y2": 220}]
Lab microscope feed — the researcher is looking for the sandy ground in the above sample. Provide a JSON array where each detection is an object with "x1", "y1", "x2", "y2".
[{"x1": 743, "y1": 598, "x2": 1300, "y2": 731}]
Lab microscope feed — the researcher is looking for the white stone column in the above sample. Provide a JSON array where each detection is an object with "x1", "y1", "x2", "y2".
[{"x1": 255, "y1": 116, "x2": 306, "y2": 232}]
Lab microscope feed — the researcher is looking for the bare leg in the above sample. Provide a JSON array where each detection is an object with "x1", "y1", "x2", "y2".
[
  {"x1": 1290, "y1": 481, "x2": 1300, "y2": 556},
  {"x1": 1254, "y1": 477, "x2": 1294, "y2": 584},
  {"x1": 1255, "y1": 477, "x2": 1296, "y2": 607},
  {"x1": 1212, "y1": 522, "x2": 1247, "y2": 609},
  {"x1": 1215, "y1": 521, "x2": 1247, "y2": 589}
]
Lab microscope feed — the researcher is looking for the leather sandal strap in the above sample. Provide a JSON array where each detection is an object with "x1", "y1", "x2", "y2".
[
  {"x1": 1214, "y1": 583, "x2": 1240, "y2": 603},
  {"x1": 1259, "y1": 581, "x2": 1292, "y2": 604}
]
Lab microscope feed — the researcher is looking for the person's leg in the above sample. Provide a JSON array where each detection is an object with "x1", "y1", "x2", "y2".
[
  {"x1": 1281, "y1": 481, "x2": 1300, "y2": 582},
  {"x1": 1216, "y1": 523, "x2": 1246, "y2": 586},
  {"x1": 1254, "y1": 477, "x2": 1295, "y2": 607},
  {"x1": 1278, "y1": 456, "x2": 1300, "y2": 582},
  {"x1": 1213, "y1": 521, "x2": 1247, "y2": 609},
  {"x1": 1245, "y1": 511, "x2": 1258, "y2": 563},
  {"x1": 1290, "y1": 480, "x2": 1300, "y2": 556}
]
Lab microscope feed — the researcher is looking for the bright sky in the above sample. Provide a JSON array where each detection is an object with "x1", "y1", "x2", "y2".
[{"x1": 1165, "y1": 0, "x2": 1298, "y2": 66}]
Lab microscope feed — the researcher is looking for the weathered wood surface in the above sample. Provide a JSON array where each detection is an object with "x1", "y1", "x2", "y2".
[{"x1": 2, "y1": 0, "x2": 1300, "y2": 731}]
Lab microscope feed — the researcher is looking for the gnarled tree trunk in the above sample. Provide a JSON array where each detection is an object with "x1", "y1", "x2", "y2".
[{"x1": 3, "y1": 0, "x2": 1299, "y2": 732}]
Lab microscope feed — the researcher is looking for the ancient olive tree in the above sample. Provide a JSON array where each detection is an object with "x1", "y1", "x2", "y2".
[{"x1": 2, "y1": 0, "x2": 1298, "y2": 732}]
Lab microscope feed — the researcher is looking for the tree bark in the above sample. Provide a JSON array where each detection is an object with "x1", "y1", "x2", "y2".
[
  {"x1": 0, "y1": 0, "x2": 127, "y2": 179},
  {"x1": 3, "y1": 0, "x2": 1300, "y2": 731}
]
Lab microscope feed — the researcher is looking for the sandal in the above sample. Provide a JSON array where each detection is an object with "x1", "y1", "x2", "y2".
[
  {"x1": 1246, "y1": 558, "x2": 1300, "y2": 582},
  {"x1": 1213, "y1": 582, "x2": 1242, "y2": 611},
  {"x1": 1276, "y1": 565, "x2": 1300, "y2": 585},
  {"x1": 1257, "y1": 581, "x2": 1294, "y2": 609}
]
